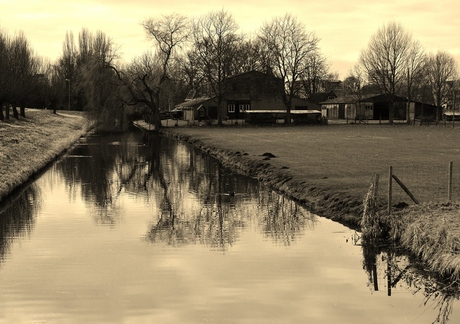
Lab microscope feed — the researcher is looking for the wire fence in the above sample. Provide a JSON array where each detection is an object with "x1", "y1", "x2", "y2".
[{"x1": 374, "y1": 161, "x2": 460, "y2": 210}]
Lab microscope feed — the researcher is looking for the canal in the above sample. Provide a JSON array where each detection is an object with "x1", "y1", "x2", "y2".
[{"x1": 0, "y1": 131, "x2": 458, "y2": 324}]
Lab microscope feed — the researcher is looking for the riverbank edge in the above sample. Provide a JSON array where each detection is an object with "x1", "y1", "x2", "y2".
[
  {"x1": 162, "y1": 129, "x2": 364, "y2": 229},
  {"x1": 162, "y1": 128, "x2": 460, "y2": 281},
  {"x1": 0, "y1": 115, "x2": 95, "y2": 203}
]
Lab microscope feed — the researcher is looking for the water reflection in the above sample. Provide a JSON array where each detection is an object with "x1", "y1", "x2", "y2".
[
  {"x1": 362, "y1": 243, "x2": 460, "y2": 324},
  {"x1": 0, "y1": 184, "x2": 40, "y2": 261},
  {"x1": 1, "y1": 131, "x2": 460, "y2": 323},
  {"x1": 259, "y1": 192, "x2": 314, "y2": 246}
]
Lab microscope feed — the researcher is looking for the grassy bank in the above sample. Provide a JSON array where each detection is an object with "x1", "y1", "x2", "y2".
[
  {"x1": 164, "y1": 124, "x2": 460, "y2": 279},
  {"x1": 0, "y1": 109, "x2": 93, "y2": 201}
]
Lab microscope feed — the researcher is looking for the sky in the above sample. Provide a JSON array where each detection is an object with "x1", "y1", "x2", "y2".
[{"x1": 1, "y1": 0, "x2": 459, "y2": 79}]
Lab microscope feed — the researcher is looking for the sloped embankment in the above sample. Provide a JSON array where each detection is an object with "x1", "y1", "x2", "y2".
[
  {"x1": 165, "y1": 131, "x2": 364, "y2": 229},
  {"x1": 0, "y1": 110, "x2": 94, "y2": 202}
]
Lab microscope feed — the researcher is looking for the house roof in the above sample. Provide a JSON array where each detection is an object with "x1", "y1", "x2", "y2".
[
  {"x1": 307, "y1": 91, "x2": 337, "y2": 104},
  {"x1": 359, "y1": 94, "x2": 408, "y2": 103},
  {"x1": 175, "y1": 97, "x2": 213, "y2": 109},
  {"x1": 320, "y1": 95, "x2": 357, "y2": 104},
  {"x1": 226, "y1": 70, "x2": 279, "y2": 81}
]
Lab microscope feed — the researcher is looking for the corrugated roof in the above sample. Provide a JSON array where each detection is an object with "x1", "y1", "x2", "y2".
[
  {"x1": 175, "y1": 97, "x2": 213, "y2": 109},
  {"x1": 359, "y1": 94, "x2": 408, "y2": 103}
]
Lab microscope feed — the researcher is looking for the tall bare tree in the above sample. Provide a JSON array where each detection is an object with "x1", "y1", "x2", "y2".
[
  {"x1": 343, "y1": 64, "x2": 366, "y2": 120},
  {"x1": 425, "y1": 51, "x2": 458, "y2": 123},
  {"x1": 0, "y1": 29, "x2": 10, "y2": 121},
  {"x1": 192, "y1": 9, "x2": 240, "y2": 125},
  {"x1": 8, "y1": 31, "x2": 40, "y2": 118},
  {"x1": 112, "y1": 14, "x2": 189, "y2": 131},
  {"x1": 259, "y1": 13, "x2": 319, "y2": 124},
  {"x1": 404, "y1": 40, "x2": 426, "y2": 123},
  {"x1": 59, "y1": 31, "x2": 77, "y2": 110},
  {"x1": 301, "y1": 51, "x2": 330, "y2": 96},
  {"x1": 360, "y1": 22, "x2": 416, "y2": 124},
  {"x1": 77, "y1": 30, "x2": 122, "y2": 130},
  {"x1": 43, "y1": 62, "x2": 64, "y2": 114}
]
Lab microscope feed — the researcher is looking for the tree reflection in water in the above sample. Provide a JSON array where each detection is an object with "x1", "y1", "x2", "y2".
[
  {"x1": 258, "y1": 191, "x2": 317, "y2": 246},
  {"x1": 0, "y1": 184, "x2": 40, "y2": 262},
  {"x1": 362, "y1": 243, "x2": 460, "y2": 324},
  {"x1": 139, "y1": 134, "x2": 317, "y2": 249},
  {"x1": 57, "y1": 133, "x2": 153, "y2": 225}
]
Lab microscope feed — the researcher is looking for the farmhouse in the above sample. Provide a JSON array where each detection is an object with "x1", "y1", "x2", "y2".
[{"x1": 174, "y1": 70, "x2": 320, "y2": 124}]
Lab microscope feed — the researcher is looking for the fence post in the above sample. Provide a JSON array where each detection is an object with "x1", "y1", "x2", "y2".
[
  {"x1": 388, "y1": 166, "x2": 393, "y2": 215},
  {"x1": 448, "y1": 161, "x2": 453, "y2": 202}
]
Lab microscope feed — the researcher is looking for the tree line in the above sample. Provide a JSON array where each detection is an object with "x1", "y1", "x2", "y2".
[
  {"x1": 0, "y1": 11, "x2": 458, "y2": 129},
  {"x1": 0, "y1": 10, "x2": 330, "y2": 129},
  {"x1": 346, "y1": 22, "x2": 458, "y2": 124}
]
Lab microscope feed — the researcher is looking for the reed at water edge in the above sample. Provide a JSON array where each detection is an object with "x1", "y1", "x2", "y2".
[{"x1": 360, "y1": 173, "x2": 460, "y2": 282}]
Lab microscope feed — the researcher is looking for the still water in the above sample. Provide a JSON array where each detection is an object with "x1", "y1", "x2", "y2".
[{"x1": 0, "y1": 131, "x2": 459, "y2": 324}]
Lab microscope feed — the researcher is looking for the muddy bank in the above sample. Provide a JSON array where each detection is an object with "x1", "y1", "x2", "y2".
[{"x1": 164, "y1": 131, "x2": 364, "y2": 229}]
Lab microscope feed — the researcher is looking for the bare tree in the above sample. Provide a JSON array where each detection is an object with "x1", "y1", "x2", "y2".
[
  {"x1": 259, "y1": 13, "x2": 319, "y2": 124},
  {"x1": 0, "y1": 29, "x2": 11, "y2": 121},
  {"x1": 229, "y1": 38, "x2": 267, "y2": 75},
  {"x1": 301, "y1": 51, "x2": 330, "y2": 96},
  {"x1": 8, "y1": 31, "x2": 40, "y2": 118},
  {"x1": 343, "y1": 64, "x2": 366, "y2": 120},
  {"x1": 192, "y1": 9, "x2": 240, "y2": 125},
  {"x1": 360, "y1": 22, "x2": 415, "y2": 124},
  {"x1": 404, "y1": 40, "x2": 426, "y2": 123},
  {"x1": 58, "y1": 31, "x2": 77, "y2": 110},
  {"x1": 111, "y1": 14, "x2": 189, "y2": 131},
  {"x1": 43, "y1": 62, "x2": 64, "y2": 114},
  {"x1": 425, "y1": 51, "x2": 458, "y2": 123},
  {"x1": 77, "y1": 30, "x2": 122, "y2": 130}
]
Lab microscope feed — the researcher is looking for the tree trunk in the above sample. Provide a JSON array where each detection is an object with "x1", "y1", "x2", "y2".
[
  {"x1": 284, "y1": 100, "x2": 292, "y2": 125},
  {"x1": 152, "y1": 93, "x2": 162, "y2": 131},
  {"x1": 217, "y1": 99, "x2": 223, "y2": 126},
  {"x1": 388, "y1": 102, "x2": 394, "y2": 125},
  {"x1": 12, "y1": 104, "x2": 19, "y2": 119},
  {"x1": 285, "y1": 107, "x2": 291, "y2": 125},
  {"x1": 20, "y1": 104, "x2": 26, "y2": 118},
  {"x1": 5, "y1": 104, "x2": 10, "y2": 120},
  {"x1": 436, "y1": 105, "x2": 441, "y2": 124}
]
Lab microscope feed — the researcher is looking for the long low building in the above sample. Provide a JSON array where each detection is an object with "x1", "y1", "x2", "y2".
[
  {"x1": 320, "y1": 94, "x2": 440, "y2": 123},
  {"x1": 245, "y1": 109, "x2": 322, "y2": 124}
]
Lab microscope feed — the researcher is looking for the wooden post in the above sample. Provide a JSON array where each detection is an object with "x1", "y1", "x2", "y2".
[
  {"x1": 387, "y1": 252, "x2": 392, "y2": 297},
  {"x1": 388, "y1": 166, "x2": 393, "y2": 215},
  {"x1": 448, "y1": 161, "x2": 453, "y2": 202},
  {"x1": 392, "y1": 174, "x2": 419, "y2": 204}
]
